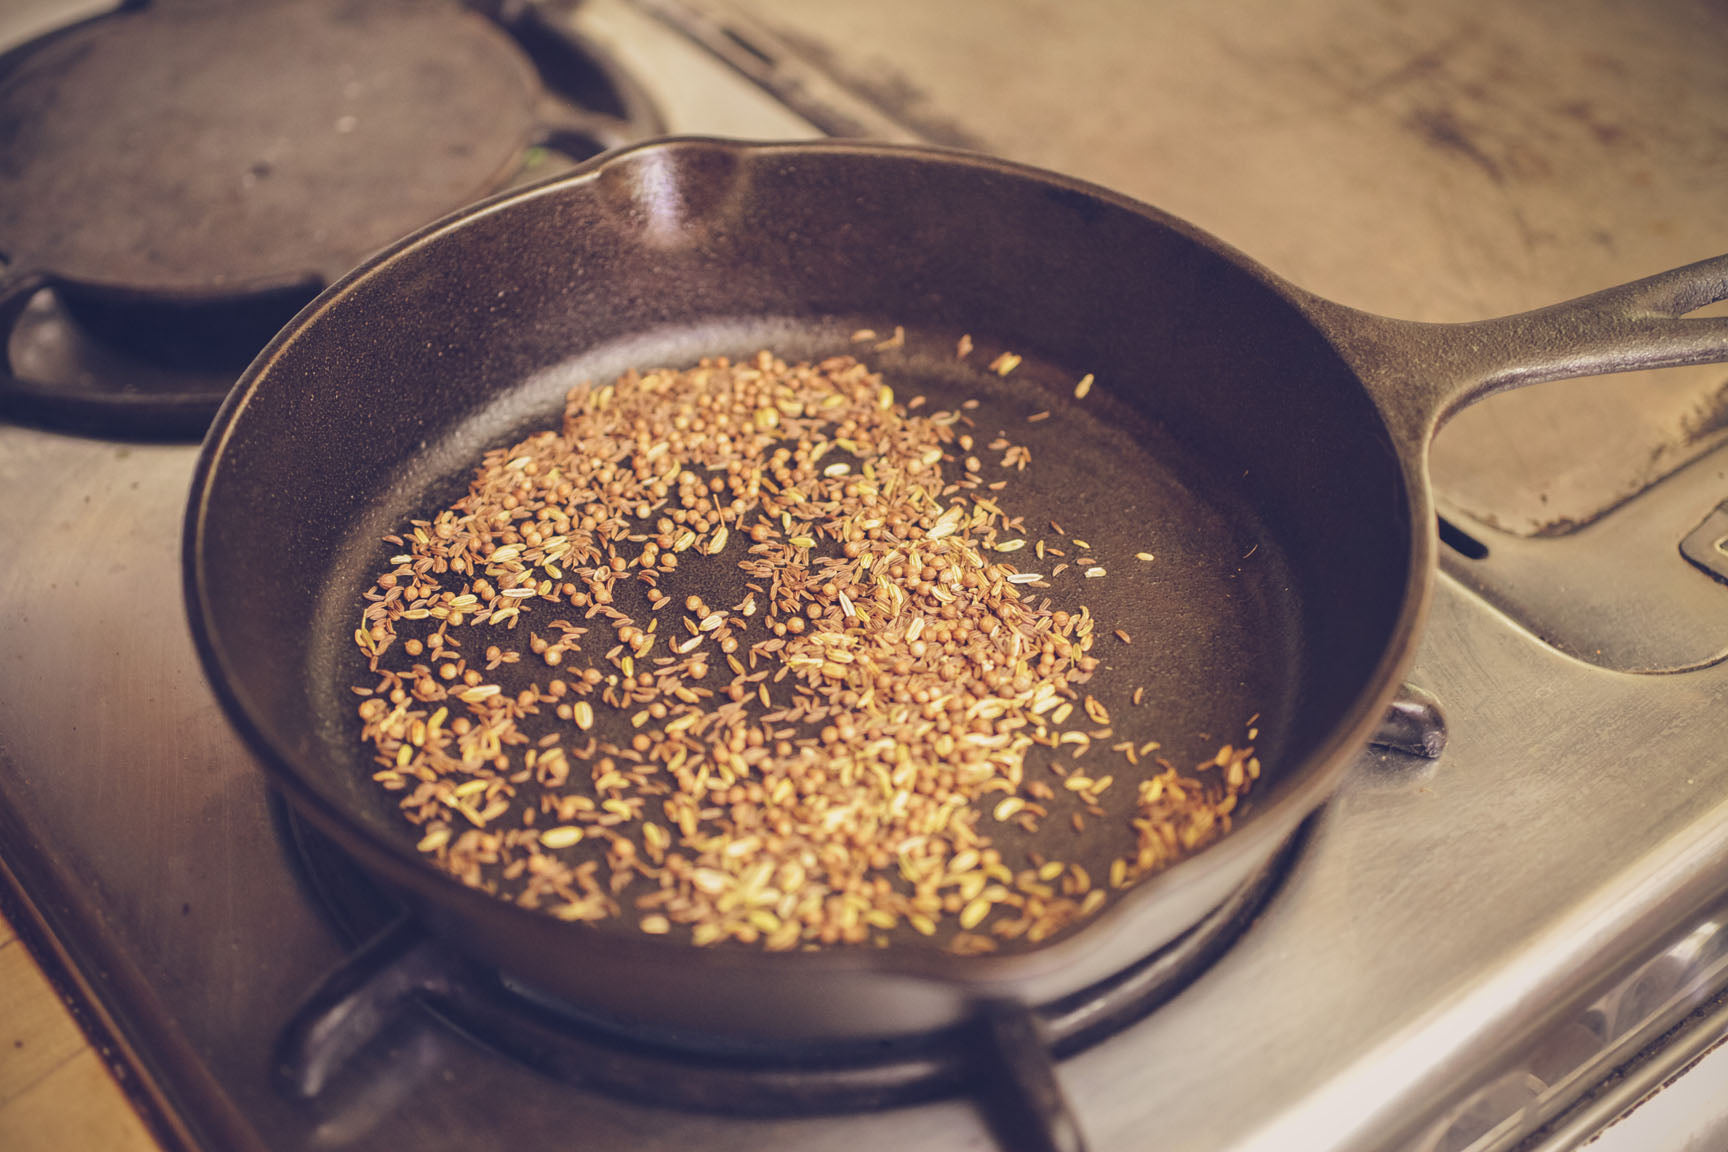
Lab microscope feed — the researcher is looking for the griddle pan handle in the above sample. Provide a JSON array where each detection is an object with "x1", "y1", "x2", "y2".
[
  {"x1": 0, "y1": 267, "x2": 229, "y2": 439},
  {"x1": 1315, "y1": 252, "x2": 1728, "y2": 449},
  {"x1": 276, "y1": 914, "x2": 460, "y2": 1099},
  {"x1": 0, "y1": 267, "x2": 50, "y2": 406}
]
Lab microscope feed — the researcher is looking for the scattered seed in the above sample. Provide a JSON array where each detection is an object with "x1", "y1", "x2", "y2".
[
  {"x1": 540, "y1": 826, "x2": 584, "y2": 849},
  {"x1": 350, "y1": 348, "x2": 1260, "y2": 955}
]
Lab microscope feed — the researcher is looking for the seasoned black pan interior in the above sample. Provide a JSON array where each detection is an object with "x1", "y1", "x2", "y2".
[
  {"x1": 190, "y1": 142, "x2": 1413, "y2": 1000},
  {"x1": 305, "y1": 319, "x2": 1296, "y2": 933}
]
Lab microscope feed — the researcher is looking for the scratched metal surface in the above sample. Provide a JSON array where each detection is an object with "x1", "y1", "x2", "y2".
[
  {"x1": 707, "y1": 0, "x2": 1728, "y2": 539},
  {"x1": 5, "y1": 369, "x2": 1728, "y2": 1151}
]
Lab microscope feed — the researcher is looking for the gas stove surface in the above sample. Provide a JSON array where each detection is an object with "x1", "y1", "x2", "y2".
[{"x1": 3, "y1": 2, "x2": 1728, "y2": 1151}]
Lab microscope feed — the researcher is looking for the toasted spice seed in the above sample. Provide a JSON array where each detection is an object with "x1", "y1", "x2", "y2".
[
  {"x1": 1114, "y1": 629, "x2": 1131, "y2": 644},
  {"x1": 573, "y1": 701, "x2": 594, "y2": 730},
  {"x1": 540, "y1": 826, "x2": 583, "y2": 849},
  {"x1": 1074, "y1": 373, "x2": 1094, "y2": 399},
  {"x1": 1085, "y1": 567, "x2": 1106, "y2": 578},
  {"x1": 1136, "y1": 552, "x2": 1155, "y2": 561}
]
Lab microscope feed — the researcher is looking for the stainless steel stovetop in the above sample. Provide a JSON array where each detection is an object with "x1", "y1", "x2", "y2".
[{"x1": 3, "y1": 2, "x2": 1728, "y2": 1151}]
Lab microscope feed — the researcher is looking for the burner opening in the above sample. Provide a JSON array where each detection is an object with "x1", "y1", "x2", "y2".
[
  {"x1": 508, "y1": 8, "x2": 639, "y2": 123},
  {"x1": 1438, "y1": 514, "x2": 1490, "y2": 560}
]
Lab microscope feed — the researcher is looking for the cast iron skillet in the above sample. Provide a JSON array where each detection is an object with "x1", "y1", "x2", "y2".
[{"x1": 184, "y1": 139, "x2": 1728, "y2": 1046}]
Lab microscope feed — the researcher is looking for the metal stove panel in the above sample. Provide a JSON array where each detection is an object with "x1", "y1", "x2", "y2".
[{"x1": 3, "y1": 2, "x2": 1728, "y2": 1151}]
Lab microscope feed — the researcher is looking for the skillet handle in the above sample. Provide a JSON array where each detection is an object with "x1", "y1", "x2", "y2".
[
  {"x1": 0, "y1": 266, "x2": 231, "y2": 438},
  {"x1": 1313, "y1": 253, "x2": 1728, "y2": 448}
]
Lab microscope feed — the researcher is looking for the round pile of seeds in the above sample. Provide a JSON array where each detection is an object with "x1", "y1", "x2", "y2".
[{"x1": 353, "y1": 348, "x2": 1259, "y2": 953}]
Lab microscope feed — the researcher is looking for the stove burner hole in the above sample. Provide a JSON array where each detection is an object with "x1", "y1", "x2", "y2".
[{"x1": 1438, "y1": 514, "x2": 1490, "y2": 560}]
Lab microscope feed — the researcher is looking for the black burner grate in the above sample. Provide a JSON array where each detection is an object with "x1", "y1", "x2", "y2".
[{"x1": 274, "y1": 797, "x2": 1301, "y2": 1152}]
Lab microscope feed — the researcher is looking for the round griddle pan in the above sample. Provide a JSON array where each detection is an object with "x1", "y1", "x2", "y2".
[
  {"x1": 184, "y1": 139, "x2": 1728, "y2": 1048},
  {"x1": 0, "y1": 0, "x2": 662, "y2": 436}
]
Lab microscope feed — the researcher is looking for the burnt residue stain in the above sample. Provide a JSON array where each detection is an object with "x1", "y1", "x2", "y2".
[
  {"x1": 1405, "y1": 102, "x2": 1505, "y2": 183},
  {"x1": 1557, "y1": 98, "x2": 1626, "y2": 146},
  {"x1": 1273, "y1": 3, "x2": 1663, "y2": 197},
  {"x1": 765, "y1": 24, "x2": 987, "y2": 150},
  {"x1": 1680, "y1": 378, "x2": 1728, "y2": 443}
]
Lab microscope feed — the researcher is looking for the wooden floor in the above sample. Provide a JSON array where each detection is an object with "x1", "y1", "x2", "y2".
[{"x1": 0, "y1": 907, "x2": 163, "y2": 1152}]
